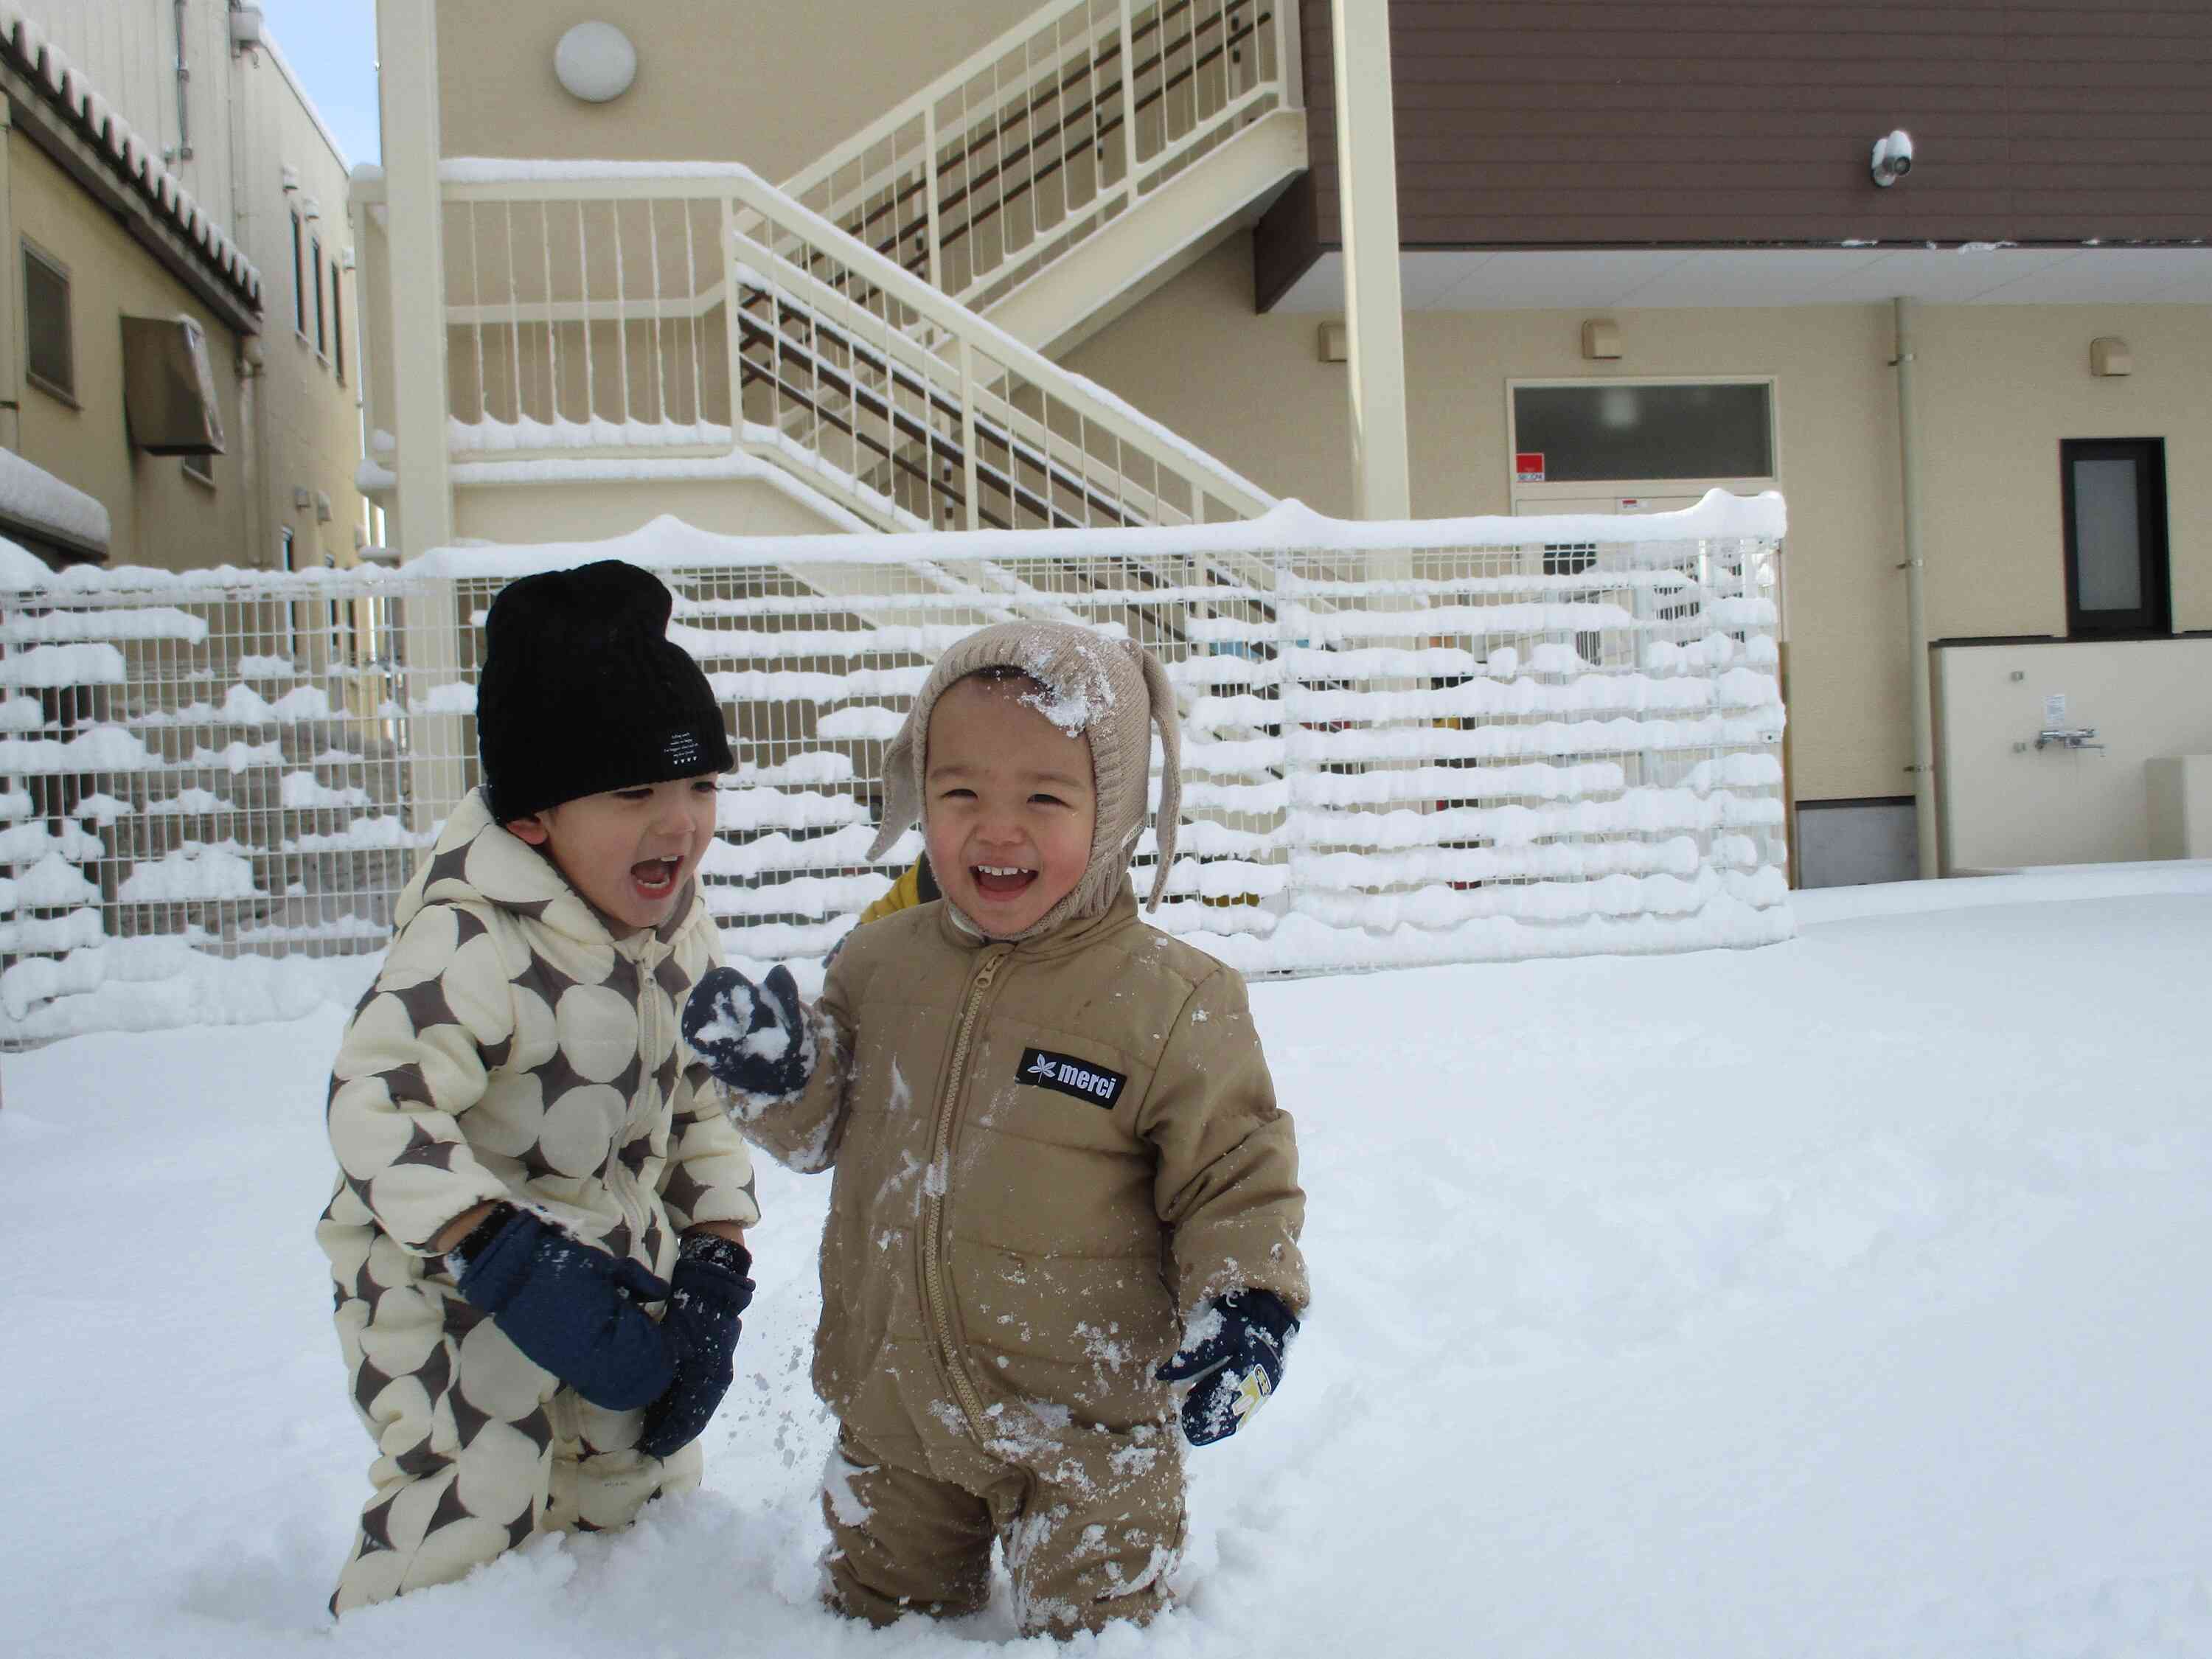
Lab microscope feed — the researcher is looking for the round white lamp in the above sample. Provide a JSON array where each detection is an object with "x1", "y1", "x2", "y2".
[{"x1": 554, "y1": 22, "x2": 638, "y2": 103}]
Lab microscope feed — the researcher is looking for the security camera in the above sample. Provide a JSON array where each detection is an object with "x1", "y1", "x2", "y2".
[{"x1": 1871, "y1": 129, "x2": 1915, "y2": 187}]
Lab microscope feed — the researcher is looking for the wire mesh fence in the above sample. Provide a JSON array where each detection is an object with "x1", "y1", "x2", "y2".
[{"x1": 1, "y1": 521, "x2": 1789, "y2": 1046}]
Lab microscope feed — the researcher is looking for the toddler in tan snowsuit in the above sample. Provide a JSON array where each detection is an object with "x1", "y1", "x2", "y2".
[{"x1": 684, "y1": 621, "x2": 1308, "y2": 1636}]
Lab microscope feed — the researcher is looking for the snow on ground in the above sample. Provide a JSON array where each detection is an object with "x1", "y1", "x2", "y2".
[{"x1": 7, "y1": 867, "x2": 2212, "y2": 1658}]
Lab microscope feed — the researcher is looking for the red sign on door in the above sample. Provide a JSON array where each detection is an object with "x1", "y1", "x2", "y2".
[{"x1": 1515, "y1": 451, "x2": 1545, "y2": 482}]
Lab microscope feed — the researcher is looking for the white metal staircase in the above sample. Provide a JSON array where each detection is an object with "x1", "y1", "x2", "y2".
[
  {"x1": 358, "y1": 0, "x2": 1304, "y2": 541},
  {"x1": 779, "y1": 0, "x2": 1305, "y2": 355}
]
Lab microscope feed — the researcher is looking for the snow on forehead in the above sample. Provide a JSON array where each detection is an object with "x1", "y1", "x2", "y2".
[{"x1": 1011, "y1": 637, "x2": 1117, "y2": 736}]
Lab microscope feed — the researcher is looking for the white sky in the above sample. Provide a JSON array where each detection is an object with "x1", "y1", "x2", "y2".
[{"x1": 257, "y1": 0, "x2": 380, "y2": 168}]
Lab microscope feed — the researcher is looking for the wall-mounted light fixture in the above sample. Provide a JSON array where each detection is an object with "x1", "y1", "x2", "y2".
[
  {"x1": 1581, "y1": 319, "x2": 1621, "y2": 361},
  {"x1": 555, "y1": 22, "x2": 639, "y2": 103},
  {"x1": 1871, "y1": 129, "x2": 1915, "y2": 187},
  {"x1": 2090, "y1": 336, "x2": 2132, "y2": 377},
  {"x1": 1317, "y1": 321, "x2": 1347, "y2": 363}
]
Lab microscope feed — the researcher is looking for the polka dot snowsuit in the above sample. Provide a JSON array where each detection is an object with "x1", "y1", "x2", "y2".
[{"x1": 317, "y1": 790, "x2": 760, "y2": 1613}]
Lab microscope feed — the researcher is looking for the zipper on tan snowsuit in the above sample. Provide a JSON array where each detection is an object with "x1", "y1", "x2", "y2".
[{"x1": 922, "y1": 943, "x2": 1008, "y2": 1438}]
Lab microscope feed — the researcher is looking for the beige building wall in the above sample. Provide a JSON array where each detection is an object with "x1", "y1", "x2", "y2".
[
  {"x1": 1062, "y1": 237, "x2": 2212, "y2": 807},
  {"x1": 235, "y1": 35, "x2": 367, "y2": 571},
  {"x1": 20, "y1": 0, "x2": 245, "y2": 238},
  {"x1": 8, "y1": 0, "x2": 364, "y2": 576},
  {"x1": 1062, "y1": 240, "x2": 1914, "y2": 804},
  {"x1": 434, "y1": 0, "x2": 1039, "y2": 180},
  {"x1": 1907, "y1": 305, "x2": 2212, "y2": 640},
  {"x1": 453, "y1": 475, "x2": 849, "y2": 545},
  {"x1": 8, "y1": 131, "x2": 249, "y2": 572}
]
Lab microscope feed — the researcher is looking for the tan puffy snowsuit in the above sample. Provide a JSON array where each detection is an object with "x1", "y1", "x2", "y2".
[
  {"x1": 317, "y1": 790, "x2": 761, "y2": 1613},
  {"x1": 735, "y1": 623, "x2": 1307, "y2": 1635}
]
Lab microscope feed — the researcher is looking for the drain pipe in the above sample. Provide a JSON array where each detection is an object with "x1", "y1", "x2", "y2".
[
  {"x1": 1893, "y1": 296, "x2": 1939, "y2": 879},
  {"x1": 171, "y1": 0, "x2": 194, "y2": 161}
]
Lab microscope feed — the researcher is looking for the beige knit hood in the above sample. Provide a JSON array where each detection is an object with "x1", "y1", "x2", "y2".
[{"x1": 866, "y1": 622, "x2": 1182, "y2": 940}]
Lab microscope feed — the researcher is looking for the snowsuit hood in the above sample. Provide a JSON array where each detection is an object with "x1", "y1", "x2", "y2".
[{"x1": 866, "y1": 621, "x2": 1183, "y2": 940}]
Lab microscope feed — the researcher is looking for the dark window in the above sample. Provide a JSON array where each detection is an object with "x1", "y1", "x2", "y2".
[
  {"x1": 2061, "y1": 439, "x2": 2169, "y2": 638},
  {"x1": 1513, "y1": 382, "x2": 1773, "y2": 482},
  {"x1": 331, "y1": 264, "x2": 346, "y2": 383},
  {"x1": 291, "y1": 211, "x2": 307, "y2": 335},
  {"x1": 24, "y1": 242, "x2": 74, "y2": 403},
  {"x1": 312, "y1": 237, "x2": 327, "y2": 357}
]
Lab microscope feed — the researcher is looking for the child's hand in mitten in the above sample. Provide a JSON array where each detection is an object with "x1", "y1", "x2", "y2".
[
  {"x1": 447, "y1": 1204, "x2": 677, "y2": 1411},
  {"x1": 684, "y1": 964, "x2": 814, "y2": 1099},
  {"x1": 1156, "y1": 1288, "x2": 1298, "y2": 1446},
  {"x1": 639, "y1": 1234, "x2": 755, "y2": 1459}
]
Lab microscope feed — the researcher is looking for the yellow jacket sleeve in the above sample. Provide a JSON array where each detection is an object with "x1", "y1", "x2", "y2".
[{"x1": 855, "y1": 858, "x2": 928, "y2": 928}]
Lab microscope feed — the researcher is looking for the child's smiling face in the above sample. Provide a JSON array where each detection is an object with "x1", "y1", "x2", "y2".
[
  {"x1": 924, "y1": 675, "x2": 1096, "y2": 938},
  {"x1": 507, "y1": 774, "x2": 720, "y2": 935}
]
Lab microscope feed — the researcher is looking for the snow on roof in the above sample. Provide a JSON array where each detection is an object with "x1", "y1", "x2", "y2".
[
  {"x1": 0, "y1": 448, "x2": 110, "y2": 555},
  {"x1": 0, "y1": 6, "x2": 263, "y2": 310}
]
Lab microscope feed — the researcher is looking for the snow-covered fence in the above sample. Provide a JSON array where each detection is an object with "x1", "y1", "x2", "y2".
[
  {"x1": 0, "y1": 560, "x2": 422, "y2": 1044},
  {"x1": 1, "y1": 494, "x2": 1791, "y2": 1046}
]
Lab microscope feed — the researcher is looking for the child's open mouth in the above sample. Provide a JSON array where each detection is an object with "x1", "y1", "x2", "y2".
[
  {"x1": 972, "y1": 863, "x2": 1036, "y2": 899},
  {"x1": 631, "y1": 857, "x2": 681, "y2": 898}
]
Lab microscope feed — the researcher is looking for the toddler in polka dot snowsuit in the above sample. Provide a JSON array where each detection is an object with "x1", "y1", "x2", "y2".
[{"x1": 316, "y1": 562, "x2": 761, "y2": 1614}]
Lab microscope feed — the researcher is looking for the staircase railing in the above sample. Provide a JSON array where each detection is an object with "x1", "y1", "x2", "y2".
[
  {"x1": 781, "y1": 0, "x2": 1295, "y2": 321},
  {"x1": 418, "y1": 159, "x2": 1276, "y2": 542}
]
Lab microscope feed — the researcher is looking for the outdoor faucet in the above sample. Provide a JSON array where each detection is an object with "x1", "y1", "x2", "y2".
[{"x1": 2034, "y1": 726, "x2": 2106, "y2": 753}]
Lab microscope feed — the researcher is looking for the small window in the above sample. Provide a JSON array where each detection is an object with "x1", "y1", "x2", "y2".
[
  {"x1": 2062, "y1": 438, "x2": 2170, "y2": 637},
  {"x1": 276, "y1": 528, "x2": 298, "y2": 656},
  {"x1": 291, "y1": 211, "x2": 307, "y2": 336},
  {"x1": 1513, "y1": 382, "x2": 1773, "y2": 482},
  {"x1": 24, "y1": 242, "x2": 74, "y2": 404},
  {"x1": 331, "y1": 265, "x2": 346, "y2": 383},
  {"x1": 312, "y1": 237, "x2": 327, "y2": 358}
]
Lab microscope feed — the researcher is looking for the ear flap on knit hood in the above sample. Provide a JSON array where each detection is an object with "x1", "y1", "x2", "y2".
[{"x1": 867, "y1": 622, "x2": 1182, "y2": 938}]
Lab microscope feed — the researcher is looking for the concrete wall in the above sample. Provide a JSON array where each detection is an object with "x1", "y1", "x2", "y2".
[
  {"x1": 434, "y1": 0, "x2": 1037, "y2": 181},
  {"x1": 1060, "y1": 236, "x2": 2212, "y2": 808},
  {"x1": 9, "y1": 131, "x2": 250, "y2": 571},
  {"x1": 1934, "y1": 639, "x2": 2212, "y2": 872}
]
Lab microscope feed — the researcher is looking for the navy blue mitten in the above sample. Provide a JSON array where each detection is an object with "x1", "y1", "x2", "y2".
[
  {"x1": 684, "y1": 964, "x2": 814, "y2": 1099},
  {"x1": 1155, "y1": 1288, "x2": 1299, "y2": 1446},
  {"x1": 448, "y1": 1203, "x2": 678, "y2": 1411},
  {"x1": 639, "y1": 1234, "x2": 756, "y2": 1459}
]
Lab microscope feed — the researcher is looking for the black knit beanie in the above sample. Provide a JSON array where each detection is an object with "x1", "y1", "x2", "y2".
[{"x1": 476, "y1": 560, "x2": 734, "y2": 822}]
